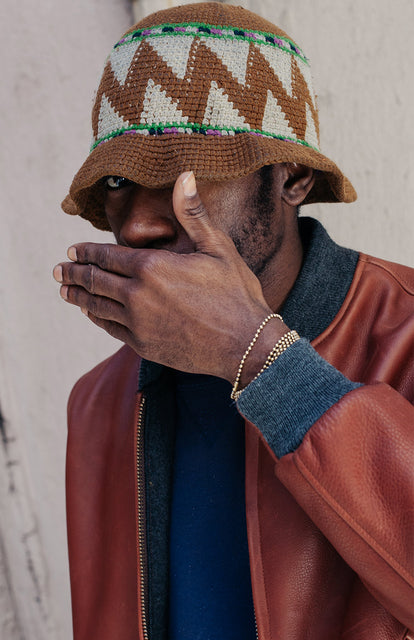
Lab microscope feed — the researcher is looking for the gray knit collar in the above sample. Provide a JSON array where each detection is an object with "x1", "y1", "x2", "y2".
[
  {"x1": 138, "y1": 217, "x2": 358, "y2": 390},
  {"x1": 281, "y1": 217, "x2": 358, "y2": 341}
]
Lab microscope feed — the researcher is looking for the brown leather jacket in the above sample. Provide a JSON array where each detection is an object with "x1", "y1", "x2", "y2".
[{"x1": 66, "y1": 253, "x2": 414, "y2": 640}]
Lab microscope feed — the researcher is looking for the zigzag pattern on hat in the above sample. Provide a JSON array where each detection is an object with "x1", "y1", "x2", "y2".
[{"x1": 91, "y1": 21, "x2": 319, "y2": 153}]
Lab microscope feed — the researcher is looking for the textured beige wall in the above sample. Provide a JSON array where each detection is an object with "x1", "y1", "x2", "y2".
[
  {"x1": 0, "y1": 1, "x2": 412, "y2": 639},
  {"x1": 0, "y1": 2, "x2": 131, "y2": 638}
]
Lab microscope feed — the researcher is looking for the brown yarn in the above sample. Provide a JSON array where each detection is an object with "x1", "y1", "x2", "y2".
[{"x1": 62, "y1": 2, "x2": 356, "y2": 230}]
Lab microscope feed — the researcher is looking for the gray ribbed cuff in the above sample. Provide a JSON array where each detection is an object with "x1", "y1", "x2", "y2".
[{"x1": 237, "y1": 339, "x2": 361, "y2": 458}]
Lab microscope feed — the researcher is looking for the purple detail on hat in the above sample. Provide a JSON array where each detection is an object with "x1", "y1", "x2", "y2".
[
  {"x1": 113, "y1": 23, "x2": 308, "y2": 63},
  {"x1": 90, "y1": 118, "x2": 319, "y2": 152}
]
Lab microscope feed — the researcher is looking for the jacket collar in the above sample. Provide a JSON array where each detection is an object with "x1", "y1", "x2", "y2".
[{"x1": 281, "y1": 217, "x2": 358, "y2": 341}]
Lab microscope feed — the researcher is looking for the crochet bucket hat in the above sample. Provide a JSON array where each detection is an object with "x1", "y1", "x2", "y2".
[{"x1": 62, "y1": 2, "x2": 356, "y2": 230}]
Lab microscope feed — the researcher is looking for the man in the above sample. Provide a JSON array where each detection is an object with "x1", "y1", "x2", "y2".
[{"x1": 53, "y1": 3, "x2": 414, "y2": 639}]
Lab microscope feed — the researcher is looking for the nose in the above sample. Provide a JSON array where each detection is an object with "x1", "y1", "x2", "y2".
[{"x1": 116, "y1": 185, "x2": 179, "y2": 249}]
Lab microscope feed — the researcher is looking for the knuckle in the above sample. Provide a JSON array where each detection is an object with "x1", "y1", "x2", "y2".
[
  {"x1": 88, "y1": 296, "x2": 97, "y2": 316},
  {"x1": 85, "y1": 264, "x2": 94, "y2": 292},
  {"x1": 76, "y1": 244, "x2": 88, "y2": 263},
  {"x1": 124, "y1": 251, "x2": 136, "y2": 273},
  {"x1": 185, "y1": 199, "x2": 206, "y2": 218},
  {"x1": 100, "y1": 245, "x2": 112, "y2": 271},
  {"x1": 123, "y1": 282, "x2": 138, "y2": 307},
  {"x1": 140, "y1": 252, "x2": 159, "y2": 275},
  {"x1": 67, "y1": 284, "x2": 81, "y2": 304}
]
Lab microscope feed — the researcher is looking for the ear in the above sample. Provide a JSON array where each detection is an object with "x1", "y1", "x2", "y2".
[{"x1": 282, "y1": 163, "x2": 315, "y2": 207}]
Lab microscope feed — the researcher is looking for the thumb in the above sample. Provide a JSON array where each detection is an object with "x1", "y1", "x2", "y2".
[{"x1": 172, "y1": 171, "x2": 221, "y2": 254}]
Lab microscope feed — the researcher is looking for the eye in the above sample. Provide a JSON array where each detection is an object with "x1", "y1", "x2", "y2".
[{"x1": 104, "y1": 176, "x2": 132, "y2": 191}]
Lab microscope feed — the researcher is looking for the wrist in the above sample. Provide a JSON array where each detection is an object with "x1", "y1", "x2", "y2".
[
  {"x1": 228, "y1": 313, "x2": 293, "y2": 398},
  {"x1": 238, "y1": 319, "x2": 290, "y2": 388}
]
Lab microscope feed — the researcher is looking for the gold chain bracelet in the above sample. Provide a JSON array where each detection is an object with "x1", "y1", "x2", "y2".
[
  {"x1": 230, "y1": 313, "x2": 282, "y2": 400},
  {"x1": 232, "y1": 329, "x2": 300, "y2": 401}
]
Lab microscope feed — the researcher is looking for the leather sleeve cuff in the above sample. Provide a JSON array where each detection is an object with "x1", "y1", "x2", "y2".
[{"x1": 236, "y1": 339, "x2": 362, "y2": 458}]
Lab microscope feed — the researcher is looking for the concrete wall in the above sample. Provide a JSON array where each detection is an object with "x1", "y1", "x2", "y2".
[
  {"x1": 0, "y1": 1, "x2": 412, "y2": 638},
  {"x1": 0, "y1": 2, "x2": 132, "y2": 638}
]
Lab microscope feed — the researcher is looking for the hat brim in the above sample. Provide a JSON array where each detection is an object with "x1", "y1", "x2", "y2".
[{"x1": 62, "y1": 132, "x2": 356, "y2": 231}]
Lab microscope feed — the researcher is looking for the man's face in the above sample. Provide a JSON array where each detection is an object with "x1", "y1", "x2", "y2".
[{"x1": 103, "y1": 165, "x2": 289, "y2": 277}]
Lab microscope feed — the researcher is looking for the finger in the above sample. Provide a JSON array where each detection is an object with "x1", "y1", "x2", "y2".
[
  {"x1": 85, "y1": 311, "x2": 135, "y2": 346},
  {"x1": 60, "y1": 284, "x2": 125, "y2": 325},
  {"x1": 66, "y1": 242, "x2": 141, "y2": 277},
  {"x1": 54, "y1": 261, "x2": 128, "y2": 304},
  {"x1": 172, "y1": 171, "x2": 223, "y2": 255}
]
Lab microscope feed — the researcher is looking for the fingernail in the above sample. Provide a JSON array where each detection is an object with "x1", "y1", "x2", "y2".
[
  {"x1": 67, "y1": 246, "x2": 77, "y2": 261},
  {"x1": 60, "y1": 285, "x2": 68, "y2": 300},
  {"x1": 182, "y1": 171, "x2": 197, "y2": 197},
  {"x1": 53, "y1": 265, "x2": 63, "y2": 282},
  {"x1": 81, "y1": 307, "x2": 88, "y2": 316}
]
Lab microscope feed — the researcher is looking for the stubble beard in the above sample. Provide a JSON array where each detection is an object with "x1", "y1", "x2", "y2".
[{"x1": 230, "y1": 165, "x2": 285, "y2": 277}]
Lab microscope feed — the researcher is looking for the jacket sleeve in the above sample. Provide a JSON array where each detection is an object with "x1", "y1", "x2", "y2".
[{"x1": 237, "y1": 338, "x2": 414, "y2": 630}]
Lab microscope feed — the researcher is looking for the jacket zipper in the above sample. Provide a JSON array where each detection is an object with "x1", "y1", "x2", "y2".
[
  {"x1": 136, "y1": 395, "x2": 149, "y2": 640},
  {"x1": 136, "y1": 395, "x2": 259, "y2": 640},
  {"x1": 254, "y1": 613, "x2": 259, "y2": 640}
]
